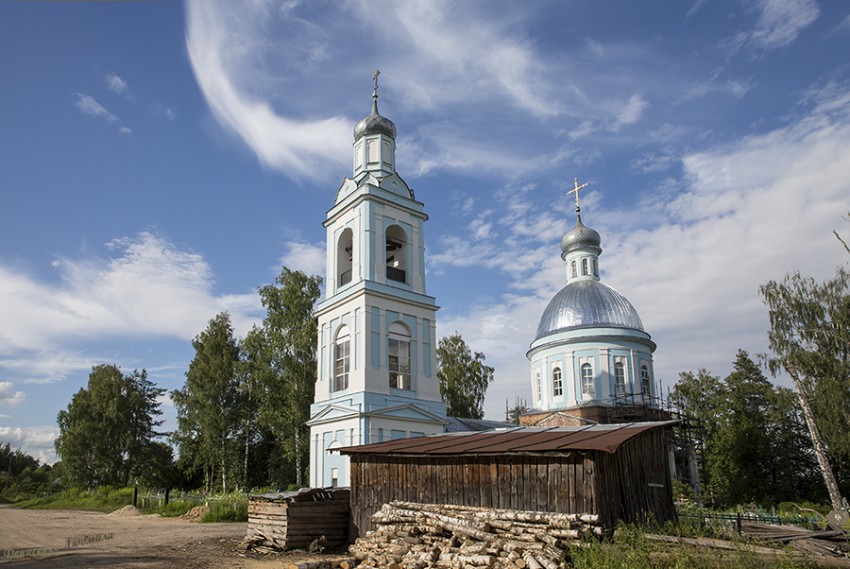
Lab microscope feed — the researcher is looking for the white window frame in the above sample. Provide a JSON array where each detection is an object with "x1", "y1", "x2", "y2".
[
  {"x1": 388, "y1": 324, "x2": 411, "y2": 390},
  {"x1": 641, "y1": 364, "x2": 651, "y2": 396},
  {"x1": 552, "y1": 367, "x2": 563, "y2": 397},
  {"x1": 614, "y1": 360, "x2": 626, "y2": 397},
  {"x1": 333, "y1": 326, "x2": 350, "y2": 392},
  {"x1": 581, "y1": 363, "x2": 594, "y2": 396}
]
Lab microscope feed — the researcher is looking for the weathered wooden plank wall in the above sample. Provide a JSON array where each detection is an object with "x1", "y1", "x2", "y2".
[{"x1": 350, "y1": 452, "x2": 598, "y2": 535}]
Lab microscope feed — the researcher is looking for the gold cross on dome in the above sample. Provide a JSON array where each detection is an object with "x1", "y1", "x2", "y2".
[
  {"x1": 372, "y1": 69, "x2": 381, "y2": 98},
  {"x1": 567, "y1": 177, "x2": 588, "y2": 212}
]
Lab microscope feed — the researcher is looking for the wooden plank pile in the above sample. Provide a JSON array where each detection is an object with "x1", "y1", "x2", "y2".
[
  {"x1": 741, "y1": 522, "x2": 849, "y2": 559},
  {"x1": 348, "y1": 501, "x2": 603, "y2": 568},
  {"x1": 247, "y1": 488, "x2": 351, "y2": 551}
]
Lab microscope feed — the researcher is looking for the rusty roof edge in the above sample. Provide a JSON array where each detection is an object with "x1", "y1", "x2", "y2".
[{"x1": 338, "y1": 420, "x2": 677, "y2": 455}]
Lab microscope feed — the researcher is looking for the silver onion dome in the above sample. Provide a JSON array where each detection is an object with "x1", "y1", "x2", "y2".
[
  {"x1": 535, "y1": 280, "x2": 645, "y2": 340},
  {"x1": 354, "y1": 97, "x2": 396, "y2": 141},
  {"x1": 560, "y1": 214, "x2": 601, "y2": 258}
]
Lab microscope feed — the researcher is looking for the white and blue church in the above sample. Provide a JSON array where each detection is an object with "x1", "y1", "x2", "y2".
[
  {"x1": 308, "y1": 80, "x2": 663, "y2": 488},
  {"x1": 523, "y1": 183, "x2": 661, "y2": 426}
]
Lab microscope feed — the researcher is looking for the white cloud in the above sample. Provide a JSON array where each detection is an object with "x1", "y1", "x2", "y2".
[
  {"x1": 118, "y1": 126, "x2": 132, "y2": 136},
  {"x1": 367, "y1": 1, "x2": 557, "y2": 118},
  {"x1": 104, "y1": 73, "x2": 131, "y2": 96},
  {"x1": 0, "y1": 232, "x2": 261, "y2": 382},
  {"x1": 611, "y1": 93, "x2": 649, "y2": 130},
  {"x1": 630, "y1": 150, "x2": 678, "y2": 174},
  {"x1": 73, "y1": 92, "x2": 118, "y2": 123},
  {"x1": 279, "y1": 240, "x2": 326, "y2": 279},
  {"x1": 151, "y1": 103, "x2": 177, "y2": 121},
  {"x1": 0, "y1": 382, "x2": 25, "y2": 406},
  {"x1": 683, "y1": 73, "x2": 752, "y2": 101},
  {"x1": 0, "y1": 426, "x2": 58, "y2": 464},
  {"x1": 728, "y1": 0, "x2": 819, "y2": 54},
  {"x1": 185, "y1": 0, "x2": 351, "y2": 180}
]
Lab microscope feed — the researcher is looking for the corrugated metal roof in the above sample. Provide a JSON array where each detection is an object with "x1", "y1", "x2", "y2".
[{"x1": 337, "y1": 421, "x2": 675, "y2": 456}]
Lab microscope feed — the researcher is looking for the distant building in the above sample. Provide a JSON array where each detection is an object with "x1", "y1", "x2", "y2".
[{"x1": 524, "y1": 184, "x2": 666, "y2": 426}]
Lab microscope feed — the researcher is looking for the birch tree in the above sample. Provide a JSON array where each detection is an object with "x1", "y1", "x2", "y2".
[
  {"x1": 256, "y1": 267, "x2": 321, "y2": 486},
  {"x1": 172, "y1": 312, "x2": 241, "y2": 494},
  {"x1": 437, "y1": 333, "x2": 494, "y2": 420},
  {"x1": 760, "y1": 268, "x2": 850, "y2": 511}
]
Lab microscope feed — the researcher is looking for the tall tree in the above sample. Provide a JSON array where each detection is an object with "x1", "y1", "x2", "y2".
[
  {"x1": 172, "y1": 312, "x2": 241, "y2": 494},
  {"x1": 256, "y1": 267, "x2": 321, "y2": 486},
  {"x1": 436, "y1": 333, "x2": 495, "y2": 420},
  {"x1": 761, "y1": 268, "x2": 850, "y2": 510},
  {"x1": 670, "y1": 369, "x2": 723, "y2": 504},
  {"x1": 707, "y1": 351, "x2": 775, "y2": 506},
  {"x1": 55, "y1": 364, "x2": 164, "y2": 488},
  {"x1": 236, "y1": 325, "x2": 271, "y2": 488}
]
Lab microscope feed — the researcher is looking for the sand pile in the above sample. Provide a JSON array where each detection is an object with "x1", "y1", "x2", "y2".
[
  {"x1": 109, "y1": 505, "x2": 142, "y2": 517},
  {"x1": 181, "y1": 505, "x2": 209, "y2": 521}
]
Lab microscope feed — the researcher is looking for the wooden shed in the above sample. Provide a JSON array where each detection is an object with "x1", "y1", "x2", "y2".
[
  {"x1": 339, "y1": 421, "x2": 676, "y2": 535},
  {"x1": 247, "y1": 487, "x2": 350, "y2": 550}
]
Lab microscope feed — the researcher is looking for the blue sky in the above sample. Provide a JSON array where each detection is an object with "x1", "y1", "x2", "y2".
[{"x1": 2, "y1": 0, "x2": 848, "y2": 463}]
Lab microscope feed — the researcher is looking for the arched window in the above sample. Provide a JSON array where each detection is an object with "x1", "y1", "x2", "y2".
[
  {"x1": 552, "y1": 367, "x2": 563, "y2": 397},
  {"x1": 571, "y1": 260, "x2": 577, "y2": 278},
  {"x1": 581, "y1": 258, "x2": 588, "y2": 276},
  {"x1": 535, "y1": 372, "x2": 542, "y2": 401},
  {"x1": 581, "y1": 363, "x2": 594, "y2": 396},
  {"x1": 333, "y1": 326, "x2": 350, "y2": 392},
  {"x1": 385, "y1": 225, "x2": 407, "y2": 283},
  {"x1": 337, "y1": 228, "x2": 353, "y2": 287},
  {"x1": 388, "y1": 323, "x2": 411, "y2": 390},
  {"x1": 641, "y1": 365, "x2": 651, "y2": 396},
  {"x1": 592, "y1": 258, "x2": 598, "y2": 277},
  {"x1": 614, "y1": 361, "x2": 626, "y2": 397}
]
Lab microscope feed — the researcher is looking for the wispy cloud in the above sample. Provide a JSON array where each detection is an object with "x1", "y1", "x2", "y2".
[
  {"x1": 73, "y1": 92, "x2": 119, "y2": 123},
  {"x1": 104, "y1": 73, "x2": 131, "y2": 96},
  {"x1": 611, "y1": 94, "x2": 649, "y2": 130},
  {"x1": 727, "y1": 0, "x2": 819, "y2": 55},
  {"x1": 683, "y1": 71, "x2": 753, "y2": 101},
  {"x1": 364, "y1": 1, "x2": 557, "y2": 118},
  {"x1": 185, "y1": 0, "x2": 351, "y2": 180},
  {"x1": 150, "y1": 103, "x2": 177, "y2": 121}
]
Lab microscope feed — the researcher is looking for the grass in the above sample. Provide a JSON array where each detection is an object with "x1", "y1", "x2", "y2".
[
  {"x1": 201, "y1": 497, "x2": 248, "y2": 522},
  {"x1": 15, "y1": 487, "x2": 133, "y2": 512},
  {"x1": 566, "y1": 525, "x2": 821, "y2": 569},
  {"x1": 11, "y1": 486, "x2": 247, "y2": 522}
]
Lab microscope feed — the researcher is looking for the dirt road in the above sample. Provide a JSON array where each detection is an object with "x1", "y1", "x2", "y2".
[{"x1": 0, "y1": 506, "x2": 329, "y2": 568}]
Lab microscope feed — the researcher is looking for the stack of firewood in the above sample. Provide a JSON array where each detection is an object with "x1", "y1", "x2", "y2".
[{"x1": 348, "y1": 501, "x2": 603, "y2": 568}]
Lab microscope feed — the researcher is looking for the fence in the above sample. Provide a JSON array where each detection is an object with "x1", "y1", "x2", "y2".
[{"x1": 678, "y1": 510, "x2": 824, "y2": 533}]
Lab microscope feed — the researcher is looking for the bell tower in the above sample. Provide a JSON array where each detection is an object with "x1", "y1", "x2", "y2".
[{"x1": 308, "y1": 74, "x2": 447, "y2": 488}]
